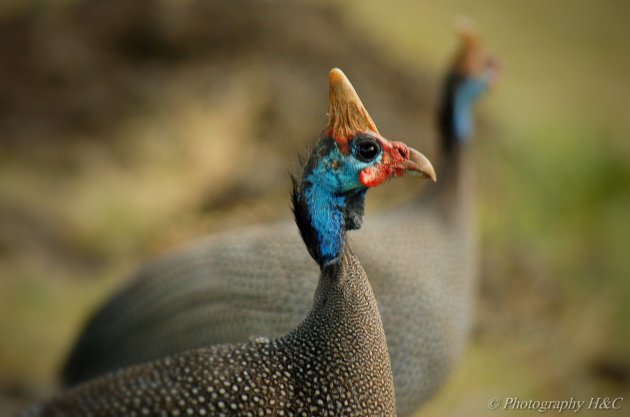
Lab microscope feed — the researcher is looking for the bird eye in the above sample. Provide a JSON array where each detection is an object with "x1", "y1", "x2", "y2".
[{"x1": 353, "y1": 136, "x2": 381, "y2": 162}]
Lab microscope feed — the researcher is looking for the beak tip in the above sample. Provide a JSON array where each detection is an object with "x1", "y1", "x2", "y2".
[{"x1": 405, "y1": 147, "x2": 437, "y2": 183}]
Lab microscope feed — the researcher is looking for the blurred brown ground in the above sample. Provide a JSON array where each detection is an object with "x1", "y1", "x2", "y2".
[{"x1": 0, "y1": 0, "x2": 628, "y2": 416}]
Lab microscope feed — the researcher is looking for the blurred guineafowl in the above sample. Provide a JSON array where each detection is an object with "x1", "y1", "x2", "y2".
[
  {"x1": 61, "y1": 27, "x2": 496, "y2": 416},
  {"x1": 20, "y1": 68, "x2": 436, "y2": 417}
]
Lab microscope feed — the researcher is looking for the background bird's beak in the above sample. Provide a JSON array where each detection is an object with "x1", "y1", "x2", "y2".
[{"x1": 401, "y1": 148, "x2": 437, "y2": 182}]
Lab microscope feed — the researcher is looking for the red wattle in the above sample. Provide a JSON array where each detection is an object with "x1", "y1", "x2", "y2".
[{"x1": 360, "y1": 165, "x2": 392, "y2": 187}]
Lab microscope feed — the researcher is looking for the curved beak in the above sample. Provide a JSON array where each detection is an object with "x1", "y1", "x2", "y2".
[
  {"x1": 360, "y1": 138, "x2": 437, "y2": 188},
  {"x1": 399, "y1": 147, "x2": 437, "y2": 182}
]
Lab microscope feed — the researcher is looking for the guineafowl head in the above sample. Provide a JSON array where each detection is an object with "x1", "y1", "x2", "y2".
[
  {"x1": 293, "y1": 68, "x2": 436, "y2": 268},
  {"x1": 439, "y1": 18, "x2": 499, "y2": 147}
]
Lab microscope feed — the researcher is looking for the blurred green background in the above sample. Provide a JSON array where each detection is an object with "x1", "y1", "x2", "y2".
[{"x1": 0, "y1": 0, "x2": 628, "y2": 416}]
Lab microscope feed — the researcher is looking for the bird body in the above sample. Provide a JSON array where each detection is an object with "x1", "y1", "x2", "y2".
[
  {"x1": 62, "y1": 28, "x2": 496, "y2": 417},
  {"x1": 24, "y1": 69, "x2": 436, "y2": 417},
  {"x1": 25, "y1": 249, "x2": 394, "y2": 417}
]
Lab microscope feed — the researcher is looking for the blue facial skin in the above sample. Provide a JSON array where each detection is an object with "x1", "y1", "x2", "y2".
[
  {"x1": 453, "y1": 75, "x2": 490, "y2": 142},
  {"x1": 304, "y1": 140, "x2": 383, "y2": 263}
]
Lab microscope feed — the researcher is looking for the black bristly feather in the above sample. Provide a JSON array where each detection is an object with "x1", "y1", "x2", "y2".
[
  {"x1": 344, "y1": 190, "x2": 365, "y2": 231},
  {"x1": 291, "y1": 174, "x2": 321, "y2": 266}
]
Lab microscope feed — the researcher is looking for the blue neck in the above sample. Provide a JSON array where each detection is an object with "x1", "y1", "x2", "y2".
[
  {"x1": 440, "y1": 73, "x2": 489, "y2": 153},
  {"x1": 303, "y1": 182, "x2": 346, "y2": 264},
  {"x1": 294, "y1": 141, "x2": 367, "y2": 267},
  {"x1": 452, "y1": 77, "x2": 488, "y2": 142}
]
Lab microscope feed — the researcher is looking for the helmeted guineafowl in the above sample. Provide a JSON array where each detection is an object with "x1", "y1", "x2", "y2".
[
  {"x1": 20, "y1": 68, "x2": 436, "y2": 417},
  {"x1": 61, "y1": 27, "x2": 495, "y2": 416}
]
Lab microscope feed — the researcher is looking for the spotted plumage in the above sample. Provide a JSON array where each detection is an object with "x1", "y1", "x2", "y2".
[
  {"x1": 23, "y1": 249, "x2": 394, "y2": 417},
  {"x1": 22, "y1": 69, "x2": 436, "y2": 417}
]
